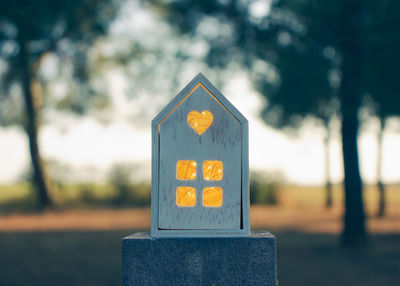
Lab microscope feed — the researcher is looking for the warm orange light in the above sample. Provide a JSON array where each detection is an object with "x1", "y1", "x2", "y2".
[
  {"x1": 187, "y1": 110, "x2": 213, "y2": 135},
  {"x1": 203, "y1": 160, "x2": 223, "y2": 181},
  {"x1": 176, "y1": 187, "x2": 196, "y2": 207},
  {"x1": 202, "y1": 187, "x2": 223, "y2": 207},
  {"x1": 176, "y1": 160, "x2": 197, "y2": 180}
]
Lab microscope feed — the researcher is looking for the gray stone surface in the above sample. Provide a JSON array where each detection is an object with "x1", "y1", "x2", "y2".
[{"x1": 122, "y1": 231, "x2": 277, "y2": 286}]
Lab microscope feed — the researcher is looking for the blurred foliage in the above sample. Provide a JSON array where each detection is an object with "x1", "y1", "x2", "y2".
[
  {"x1": 0, "y1": 0, "x2": 120, "y2": 120},
  {"x1": 364, "y1": 0, "x2": 400, "y2": 123},
  {"x1": 2, "y1": 182, "x2": 400, "y2": 213},
  {"x1": 0, "y1": 182, "x2": 151, "y2": 213},
  {"x1": 250, "y1": 171, "x2": 282, "y2": 205},
  {"x1": 0, "y1": 183, "x2": 39, "y2": 212},
  {"x1": 108, "y1": 163, "x2": 150, "y2": 206},
  {"x1": 108, "y1": 164, "x2": 133, "y2": 205}
]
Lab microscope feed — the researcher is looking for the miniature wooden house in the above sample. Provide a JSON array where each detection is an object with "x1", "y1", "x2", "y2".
[{"x1": 151, "y1": 73, "x2": 249, "y2": 237}]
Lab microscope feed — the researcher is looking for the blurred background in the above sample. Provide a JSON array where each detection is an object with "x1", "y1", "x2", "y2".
[{"x1": 0, "y1": 0, "x2": 399, "y2": 285}]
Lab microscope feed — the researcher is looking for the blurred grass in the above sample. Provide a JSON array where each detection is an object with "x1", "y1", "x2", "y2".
[
  {"x1": 0, "y1": 183, "x2": 32, "y2": 201},
  {"x1": 2, "y1": 182, "x2": 400, "y2": 213},
  {"x1": 0, "y1": 183, "x2": 39, "y2": 212},
  {"x1": 277, "y1": 184, "x2": 400, "y2": 214},
  {"x1": 0, "y1": 230, "x2": 399, "y2": 286},
  {"x1": 0, "y1": 182, "x2": 151, "y2": 212}
]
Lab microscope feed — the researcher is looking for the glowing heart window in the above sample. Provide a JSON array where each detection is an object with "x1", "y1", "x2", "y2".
[{"x1": 187, "y1": 110, "x2": 213, "y2": 135}]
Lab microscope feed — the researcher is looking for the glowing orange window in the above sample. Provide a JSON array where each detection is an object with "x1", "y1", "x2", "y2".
[
  {"x1": 176, "y1": 160, "x2": 197, "y2": 180},
  {"x1": 203, "y1": 187, "x2": 223, "y2": 207},
  {"x1": 203, "y1": 160, "x2": 223, "y2": 181},
  {"x1": 176, "y1": 187, "x2": 196, "y2": 207}
]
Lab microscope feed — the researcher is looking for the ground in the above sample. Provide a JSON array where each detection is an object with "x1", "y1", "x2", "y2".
[{"x1": 0, "y1": 185, "x2": 399, "y2": 285}]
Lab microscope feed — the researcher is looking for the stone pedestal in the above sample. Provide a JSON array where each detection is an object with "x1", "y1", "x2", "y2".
[{"x1": 122, "y1": 231, "x2": 277, "y2": 286}]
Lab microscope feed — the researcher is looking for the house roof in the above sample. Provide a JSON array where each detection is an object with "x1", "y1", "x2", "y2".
[{"x1": 152, "y1": 73, "x2": 248, "y2": 127}]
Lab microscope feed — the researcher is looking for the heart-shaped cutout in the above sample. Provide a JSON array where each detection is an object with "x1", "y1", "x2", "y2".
[{"x1": 187, "y1": 110, "x2": 213, "y2": 135}]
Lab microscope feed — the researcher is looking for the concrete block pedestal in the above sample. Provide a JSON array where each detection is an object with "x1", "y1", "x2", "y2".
[{"x1": 122, "y1": 231, "x2": 277, "y2": 286}]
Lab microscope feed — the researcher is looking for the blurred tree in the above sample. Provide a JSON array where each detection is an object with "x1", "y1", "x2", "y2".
[
  {"x1": 255, "y1": 37, "x2": 340, "y2": 209},
  {"x1": 250, "y1": 170, "x2": 282, "y2": 205},
  {"x1": 365, "y1": 0, "x2": 400, "y2": 217},
  {"x1": 108, "y1": 163, "x2": 151, "y2": 206},
  {"x1": 153, "y1": 0, "x2": 368, "y2": 245},
  {"x1": 109, "y1": 163, "x2": 133, "y2": 205},
  {"x1": 0, "y1": 0, "x2": 118, "y2": 208}
]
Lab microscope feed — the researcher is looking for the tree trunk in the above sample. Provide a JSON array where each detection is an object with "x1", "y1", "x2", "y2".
[
  {"x1": 324, "y1": 123, "x2": 333, "y2": 209},
  {"x1": 19, "y1": 39, "x2": 52, "y2": 208},
  {"x1": 340, "y1": 102, "x2": 366, "y2": 246},
  {"x1": 377, "y1": 118, "x2": 385, "y2": 217},
  {"x1": 338, "y1": 0, "x2": 367, "y2": 246}
]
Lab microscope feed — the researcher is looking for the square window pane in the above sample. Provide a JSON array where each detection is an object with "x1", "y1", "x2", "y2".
[
  {"x1": 202, "y1": 187, "x2": 223, "y2": 207},
  {"x1": 203, "y1": 160, "x2": 223, "y2": 181},
  {"x1": 177, "y1": 160, "x2": 197, "y2": 180},
  {"x1": 176, "y1": 187, "x2": 196, "y2": 207}
]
